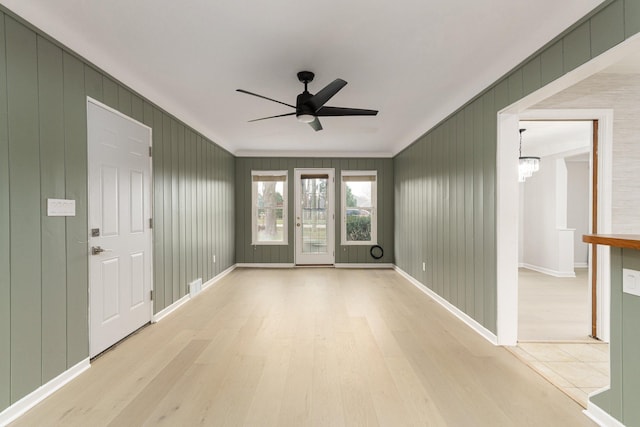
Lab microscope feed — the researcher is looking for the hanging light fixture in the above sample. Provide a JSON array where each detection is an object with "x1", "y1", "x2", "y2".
[{"x1": 518, "y1": 128, "x2": 540, "y2": 182}]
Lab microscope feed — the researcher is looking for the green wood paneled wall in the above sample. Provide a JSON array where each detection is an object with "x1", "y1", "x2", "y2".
[
  {"x1": 235, "y1": 157, "x2": 394, "y2": 264},
  {"x1": 394, "y1": 0, "x2": 639, "y2": 336},
  {"x1": 0, "y1": 12, "x2": 9, "y2": 412},
  {"x1": 0, "y1": 10, "x2": 235, "y2": 411},
  {"x1": 591, "y1": 248, "x2": 640, "y2": 425}
]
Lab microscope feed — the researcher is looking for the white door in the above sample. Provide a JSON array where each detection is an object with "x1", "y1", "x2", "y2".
[
  {"x1": 295, "y1": 169, "x2": 335, "y2": 265},
  {"x1": 88, "y1": 99, "x2": 153, "y2": 358}
]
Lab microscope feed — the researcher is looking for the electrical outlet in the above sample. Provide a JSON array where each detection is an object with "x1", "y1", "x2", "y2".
[
  {"x1": 213, "y1": 255, "x2": 216, "y2": 263},
  {"x1": 422, "y1": 262, "x2": 426, "y2": 272},
  {"x1": 623, "y1": 268, "x2": 640, "y2": 297}
]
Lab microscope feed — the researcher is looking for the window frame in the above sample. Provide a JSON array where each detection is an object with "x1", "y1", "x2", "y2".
[
  {"x1": 251, "y1": 170, "x2": 288, "y2": 245},
  {"x1": 341, "y1": 170, "x2": 377, "y2": 246}
]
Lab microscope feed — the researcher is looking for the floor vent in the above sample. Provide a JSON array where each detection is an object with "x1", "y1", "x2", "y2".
[{"x1": 189, "y1": 278, "x2": 202, "y2": 297}]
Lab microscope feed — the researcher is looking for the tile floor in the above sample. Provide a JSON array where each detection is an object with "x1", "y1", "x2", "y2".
[
  {"x1": 509, "y1": 342, "x2": 609, "y2": 407},
  {"x1": 515, "y1": 267, "x2": 610, "y2": 407}
]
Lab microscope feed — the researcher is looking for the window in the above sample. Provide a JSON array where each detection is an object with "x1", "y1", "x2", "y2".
[
  {"x1": 252, "y1": 171, "x2": 288, "y2": 245},
  {"x1": 341, "y1": 171, "x2": 377, "y2": 245}
]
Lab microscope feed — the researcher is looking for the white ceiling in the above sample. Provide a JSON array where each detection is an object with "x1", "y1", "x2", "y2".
[
  {"x1": 0, "y1": 0, "x2": 605, "y2": 156},
  {"x1": 519, "y1": 120, "x2": 592, "y2": 158}
]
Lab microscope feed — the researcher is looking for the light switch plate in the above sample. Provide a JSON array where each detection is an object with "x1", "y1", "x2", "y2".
[
  {"x1": 622, "y1": 268, "x2": 640, "y2": 297},
  {"x1": 47, "y1": 198, "x2": 76, "y2": 216}
]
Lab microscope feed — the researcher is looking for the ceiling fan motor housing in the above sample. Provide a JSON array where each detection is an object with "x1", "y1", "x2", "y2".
[{"x1": 296, "y1": 91, "x2": 315, "y2": 119}]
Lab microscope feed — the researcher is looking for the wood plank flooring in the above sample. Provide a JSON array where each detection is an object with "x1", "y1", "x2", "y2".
[
  {"x1": 11, "y1": 268, "x2": 595, "y2": 426},
  {"x1": 518, "y1": 268, "x2": 591, "y2": 341}
]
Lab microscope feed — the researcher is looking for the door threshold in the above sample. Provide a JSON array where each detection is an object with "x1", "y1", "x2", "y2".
[{"x1": 295, "y1": 264, "x2": 335, "y2": 268}]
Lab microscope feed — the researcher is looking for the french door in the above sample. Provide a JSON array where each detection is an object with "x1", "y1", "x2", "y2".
[{"x1": 294, "y1": 169, "x2": 335, "y2": 265}]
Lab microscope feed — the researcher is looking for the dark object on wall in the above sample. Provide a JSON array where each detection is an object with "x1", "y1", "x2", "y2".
[
  {"x1": 370, "y1": 245, "x2": 383, "y2": 260},
  {"x1": 236, "y1": 71, "x2": 378, "y2": 131}
]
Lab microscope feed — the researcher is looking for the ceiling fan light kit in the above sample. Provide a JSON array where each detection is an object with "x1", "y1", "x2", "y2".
[
  {"x1": 237, "y1": 71, "x2": 378, "y2": 131},
  {"x1": 297, "y1": 114, "x2": 315, "y2": 123}
]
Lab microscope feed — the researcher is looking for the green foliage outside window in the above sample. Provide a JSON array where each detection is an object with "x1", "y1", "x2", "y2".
[{"x1": 346, "y1": 215, "x2": 371, "y2": 241}]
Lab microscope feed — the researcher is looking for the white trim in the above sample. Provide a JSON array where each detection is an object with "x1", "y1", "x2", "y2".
[
  {"x1": 202, "y1": 264, "x2": 236, "y2": 291},
  {"x1": 496, "y1": 113, "x2": 521, "y2": 345},
  {"x1": 584, "y1": 395, "x2": 625, "y2": 427},
  {"x1": 497, "y1": 103, "x2": 616, "y2": 344},
  {"x1": 152, "y1": 294, "x2": 190, "y2": 323},
  {"x1": 294, "y1": 168, "x2": 336, "y2": 265},
  {"x1": 575, "y1": 262, "x2": 589, "y2": 269},
  {"x1": 87, "y1": 97, "x2": 152, "y2": 131},
  {"x1": 251, "y1": 170, "x2": 288, "y2": 246},
  {"x1": 0, "y1": 358, "x2": 90, "y2": 426},
  {"x1": 235, "y1": 150, "x2": 393, "y2": 158},
  {"x1": 236, "y1": 263, "x2": 295, "y2": 268},
  {"x1": 394, "y1": 266, "x2": 498, "y2": 345},
  {"x1": 153, "y1": 264, "x2": 238, "y2": 322},
  {"x1": 500, "y1": 109, "x2": 613, "y2": 344},
  {"x1": 251, "y1": 241, "x2": 289, "y2": 246},
  {"x1": 520, "y1": 263, "x2": 576, "y2": 278},
  {"x1": 334, "y1": 263, "x2": 394, "y2": 269},
  {"x1": 341, "y1": 170, "x2": 377, "y2": 246}
]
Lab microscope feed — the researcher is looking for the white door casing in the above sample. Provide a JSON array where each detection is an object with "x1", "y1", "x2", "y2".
[
  {"x1": 88, "y1": 98, "x2": 153, "y2": 357},
  {"x1": 295, "y1": 168, "x2": 335, "y2": 265}
]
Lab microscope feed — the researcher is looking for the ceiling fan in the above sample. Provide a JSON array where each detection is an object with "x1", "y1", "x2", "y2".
[{"x1": 236, "y1": 71, "x2": 378, "y2": 131}]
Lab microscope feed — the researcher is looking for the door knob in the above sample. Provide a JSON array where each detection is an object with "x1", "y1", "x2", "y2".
[
  {"x1": 91, "y1": 246, "x2": 106, "y2": 255},
  {"x1": 296, "y1": 223, "x2": 301, "y2": 227}
]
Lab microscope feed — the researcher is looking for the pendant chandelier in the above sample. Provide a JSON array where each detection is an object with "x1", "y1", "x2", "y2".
[{"x1": 518, "y1": 128, "x2": 540, "y2": 182}]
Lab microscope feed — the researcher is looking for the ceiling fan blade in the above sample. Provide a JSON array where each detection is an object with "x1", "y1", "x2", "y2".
[
  {"x1": 248, "y1": 112, "x2": 296, "y2": 122},
  {"x1": 306, "y1": 79, "x2": 347, "y2": 112},
  {"x1": 315, "y1": 106, "x2": 378, "y2": 117},
  {"x1": 308, "y1": 117, "x2": 323, "y2": 131},
  {"x1": 236, "y1": 89, "x2": 295, "y2": 109}
]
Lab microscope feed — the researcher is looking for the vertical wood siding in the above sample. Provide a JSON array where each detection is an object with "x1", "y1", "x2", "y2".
[
  {"x1": 394, "y1": 0, "x2": 638, "y2": 335},
  {"x1": 0, "y1": 10, "x2": 235, "y2": 410},
  {"x1": 235, "y1": 157, "x2": 394, "y2": 264}
]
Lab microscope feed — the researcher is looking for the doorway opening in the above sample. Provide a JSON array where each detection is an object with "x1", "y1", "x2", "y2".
[
  {"x1": 294, "y1": 168, "x2": 335, "y2": 265},
  {"x1": 516, "y1": 119, "x2": 594, "y2": 342},
  {"x1": 496, "y1": 35, "x2": 640, "y2": 406}
]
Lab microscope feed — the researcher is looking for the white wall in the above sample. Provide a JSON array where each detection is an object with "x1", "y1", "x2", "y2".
[
  {"x1": 521, "y1": 157, "x2": 556, "y2": 269},
  {"x1": 535, "y1": 73, "x2": 640, "y2": 234},
  {"x1": 520, "y1": 157, "x2": 575, "y2": 276},
  {"x1": 566, "y1": 160, "x2": 590, "y2": 267}
]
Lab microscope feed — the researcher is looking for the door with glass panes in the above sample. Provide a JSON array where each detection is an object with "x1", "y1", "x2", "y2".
[{"x1": 294, "y1": 169, "x2": 335, "y2": 265}]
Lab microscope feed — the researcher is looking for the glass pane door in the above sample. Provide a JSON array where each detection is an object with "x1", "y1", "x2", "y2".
[
  {"x1": 295, "y1": 169, "x2": 335, "y2": 265},
  {"x1": 301, "y1": 175, "x2": 328, "y2": 255}
]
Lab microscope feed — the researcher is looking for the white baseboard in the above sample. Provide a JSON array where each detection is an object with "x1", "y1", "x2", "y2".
[
  {"x1": 236, "y1": 263, "x2": 295, "y2": 268},
  {"x1": 153, "y1": 264, "x2": 238, "y2": 323},
  {"x1": 520, "y1": 263, "x2": 576, "y2": 278},
  {"x1": 0, "y1": 358, "x2": 90, "y2": 426},
  {"x1": 394, "y1": 266, "x2": 498, "y2": 345},
  {"x1": 202, "y1": 264, "x2": 236, "y2": 291},
  {"x1": 575, "y1": 262, "x2": 589, "y2": 269},
  {"x1": 236, "y1": 263, "x2": 394, "y2": 269},
  {"x1": 584, "y1": 395, "x2": 624, "y2": 427},
  {"x1": 1, "y1": 264, "x2": 239, "y2": 423},
  {"x1": 152, "y1": 294, "x2": 190, "y2": 323},
  {"x1": 334, "y1": 263, "x2": 394, "y2": 269}
]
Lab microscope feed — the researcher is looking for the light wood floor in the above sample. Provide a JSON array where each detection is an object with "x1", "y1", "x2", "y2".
[
  {"x1": 518, "y1": 268, "x2": 591, "y2": 341},
  {"x1": 12, "y1": 268, "x2": 595, "y2": 426}
]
